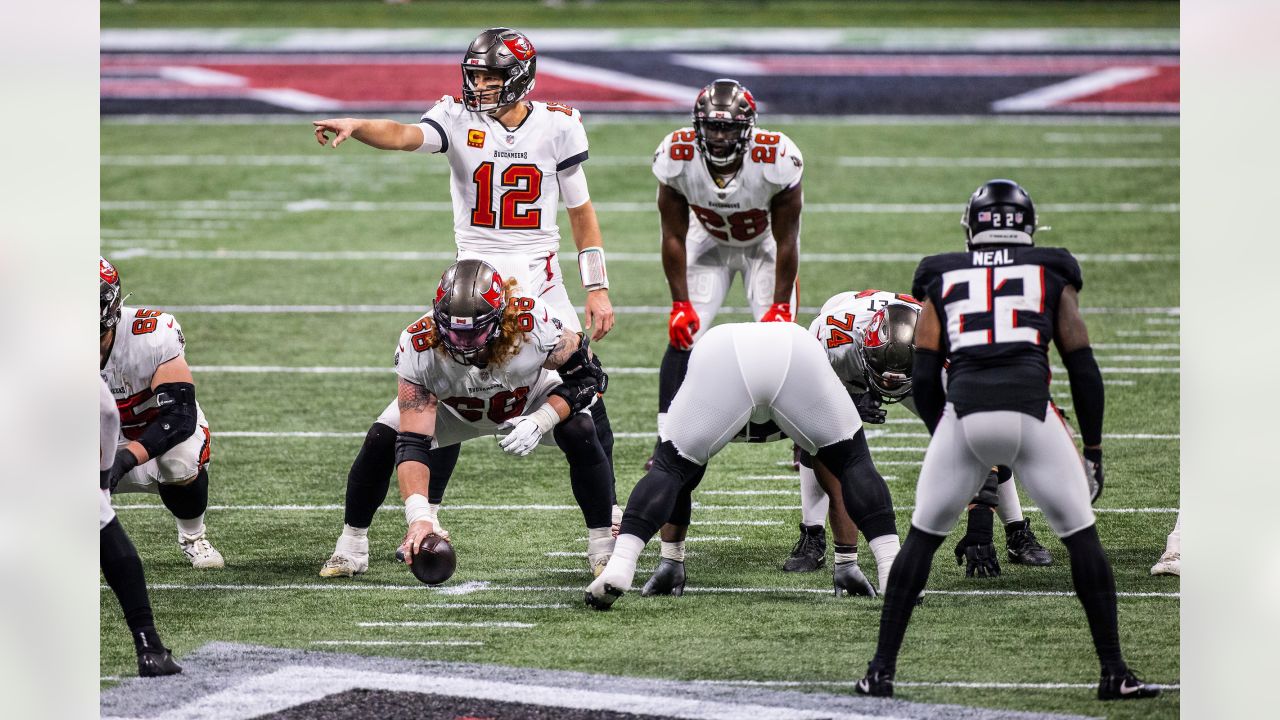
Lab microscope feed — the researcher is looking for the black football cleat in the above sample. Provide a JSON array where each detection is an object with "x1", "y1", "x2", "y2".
[
  {"x1": 641, "y1": 558, "x2": 686, "y2": 596},
  {"x1": 782, "y1": 524, "x2": 826, "y2": 572},
  {"x1": 1098, "y1": 669, "x2": 1161, "y2": 700},
  {"x1": 956, "y1": 541, "x2": 1001, "y2": 578},
  {"x1": 833, "y1": 561, "x2": 876, "y2": 598},
  {"x1": 137, "y1": 647, "x2": 182, "y2": 677},
  {"x1": 1005, "y1": 519, "x2": 1053, "y2": 566},
  {"x1": 854, "y1": 664, "x2": 894, "y2": 697}
]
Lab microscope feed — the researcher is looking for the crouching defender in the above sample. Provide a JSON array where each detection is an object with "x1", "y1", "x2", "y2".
[
  {"x1": 586, "y1": 321, "x2": 900, "y2": 610},
  {"x1": 855, "y1": 179, "x2": 1157, "y2": 701},
  {"x1": 325, "y1": 260, "x2": 616, "y2": 576}
]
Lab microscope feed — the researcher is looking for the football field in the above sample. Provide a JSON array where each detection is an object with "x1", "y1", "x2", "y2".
[{"x1": 100, "y1": 116, "x2": 1179, "y2": 719}]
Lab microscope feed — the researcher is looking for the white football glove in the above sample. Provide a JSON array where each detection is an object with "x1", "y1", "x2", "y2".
[{"x1": 496, "y1": 403, "x2": 560, "y2": 456}]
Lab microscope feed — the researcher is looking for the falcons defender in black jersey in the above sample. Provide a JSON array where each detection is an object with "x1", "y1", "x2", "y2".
[{"x1": 855, "y1": 180, "x2": 1158, "y2": 701}]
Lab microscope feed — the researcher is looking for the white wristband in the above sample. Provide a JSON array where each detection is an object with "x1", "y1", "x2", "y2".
[
  {"x1": 529, "y1": 402, "x2": 561, "y2": 433},
  {"x1": 404, "y1": 493, "x2": 435, "y2": 526},
  {"x1": 578, "y1": 247, "x2": 608, "y2": 290}
]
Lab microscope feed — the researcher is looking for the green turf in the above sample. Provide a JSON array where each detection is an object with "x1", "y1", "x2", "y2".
[
  {"x1": 101, "y1": 1, "x2": 1180, "y2": 30},
  {"x1": 100, "y1": 117, "x2": 1180, "y2": 719}
]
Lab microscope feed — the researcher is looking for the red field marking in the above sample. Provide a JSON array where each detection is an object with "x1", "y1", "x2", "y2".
[{"x1": 1066, "y1": 65, "x2": 1179, "y2": 106}]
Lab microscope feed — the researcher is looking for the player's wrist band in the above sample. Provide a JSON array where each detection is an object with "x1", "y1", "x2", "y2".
[
  {"x1": 529, "y1": 402, "x2": 562, "y2": 433},
  {"x1": 405, "y1": 493, "x2": 435, "y2": 526},
  {"x1": 578, "y1": 247, "x2": 609, "y2": 290}
]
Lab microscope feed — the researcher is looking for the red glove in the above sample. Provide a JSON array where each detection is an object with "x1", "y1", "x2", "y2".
[
  {"x1": 760, "y1": 302, "x2": 792, "y2": 323},
  {"x1": 669, "y1": 301, "x2": 700, "y2": 350}
]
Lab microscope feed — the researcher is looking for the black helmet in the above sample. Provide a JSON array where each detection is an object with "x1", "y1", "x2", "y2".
[
  {"x1": 433, "y1": 259, "x2": 506, "y2": 365},
  {"x1": 461, "y1": 27, "x2": 537, "y2": 114},
  {"x1": 861, "y1": 303, "x2": 919, "y2": 403},
  {"x1": 692, "y1": 79, "x2": 757, "y2": 167},
  {"x1": 962, "y1": 178, "x2": 1037, "y2": 249},
  {"x1": 100, "y1": 256, "x2": 123, "y2": 337}
]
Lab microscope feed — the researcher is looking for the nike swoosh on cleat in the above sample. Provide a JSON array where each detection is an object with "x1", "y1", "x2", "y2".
[{"x1": 1120, "y1": 682, "x2": 1143, "y2": 695}]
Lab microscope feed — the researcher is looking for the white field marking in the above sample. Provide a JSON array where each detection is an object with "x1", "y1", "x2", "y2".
[
  {"x1": 535, "y1": 56, "x2": 694, "y2": 104},
  {"x1": 1094, "y1": 355, "x2": 1179, "y2": 362},
  {"x1": 160, "y1": 303, "x2": 1178, "y2": 317},
  {"x1": 993, "y1": 67, "x2": 1161, "y2": 112},
  {"x1": 188, "y1": 364, "x2": 657, "y2": 376},
  {"x1": 203, "y1": 430, "x2": 1178, "y2": 442},
  {"x1": 156, "y1": 65, "x2": 246, "y2": 87},
  {"x1": 312, "y1": 640, "x2": 482, "y2": 647},
  {"x1": 357, "y1": 620, "x2": 535, "y2": 629},
  {"x1": 122, "y1": 583, "x2": 1180, "y2": 600},
  {"x1": 100, "y1": 663, "x2": 902, "y2": 720},
  {"x1": 101, "y1": 199, "x2": 1179, "y2": 214},
  {"x1": 1147, "y1": 317, "x2": 1182, "y2": 325},
  {"x1": 837, "y1": 156, "x2": 1177, "y2": 168},
  {"x1": 1052, "y1": 378, "x2": 1136, "y2": 386},
  {"x1": 1118, "y1": 330, "x2": 1179, "y2": 337},
  {"x1": 1044, "y1": 131, "x2": 1166, "y2": 143},
  {"x1": 100, "y1": 675, "x2": 122, "y2": 682},
  {"x1": 1093, "y1": 343, "x2": 1179, "y2": 350},
  {"x1": 1054, "y1": 366, "x2": 1179, "y2": 375},
  {"x1": 399, "y1": 599, "x2": 570, "y2": 604},
  {"x1": 740, "y1": 474, "x2": 802, "y2": 480},
  {"x1": 112, "y1": 503, "x2": 1179, "y2": 514},
  {"x1": 694, "y1": 679, "x2": 1180, "y2": 690},
  {"x1": 702, "y1": 490, "x2": 798, "y2": 496}
]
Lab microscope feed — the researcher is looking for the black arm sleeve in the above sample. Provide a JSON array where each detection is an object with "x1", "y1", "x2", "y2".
[
  {"x1": 1061, "y1": 346, "x2": 1104, "y2": 446},
  {"x1": 135, "y1": 382, "x2": 198, "y2": 459},
  {"x1": 550, "y1": 334, "x2": 609, "y2": 414},
  {"x1": 912, "y1": 349, "x2": 946, "y2": 435},
  {"x1": 395, "y1": 431, "x2": 435, "y2": 468}
]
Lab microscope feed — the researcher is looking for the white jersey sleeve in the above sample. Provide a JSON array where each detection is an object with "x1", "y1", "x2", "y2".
[
  {"x1": 759, "y1": 130, "x2": 804, "y2": 191},
  {"x1": 414, "y1": 95, "x2": 455, "y2": 154},
  {"x1": 553, "y1": 106, "x2": 590, "y2": 171},
  {"x1": 135, "y1": 309, "x2": 187, "y2": 369},
  {"x1": 651, "y1": 127, "x2": 695, "y2": 189},
  {"x1": 394, "y1": 314, "x2": 437, "y2": 387},
  {"x1": 100, "y1": 376, "x2": 120, "y2": 472}
]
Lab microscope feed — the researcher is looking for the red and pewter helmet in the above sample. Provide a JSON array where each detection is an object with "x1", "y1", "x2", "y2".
[
  {"x1": 461, "y1": 27, "x2": 537, "y2": 114},
  {"x1": 861, "y1": 303, "x2": 920, "y2": 403},
  {"x1": 692, "y1": 79, "x2": 757, "y2": 167},
  {"x1": 962, "y1": 178, "x2": 1037, "y2": 249},
  {"x1": 432, "y1": 259, "x2": 506, "y2": 365},
  {"x1": 100, "y1": 256, "x2": 123, "y2": 337}
]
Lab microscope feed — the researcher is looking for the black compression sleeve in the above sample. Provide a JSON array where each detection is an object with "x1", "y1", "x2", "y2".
[
  {"x1": 395, "y1": 431, "x2": 435, "y2": 467},
  {"x1": 911, "y1": 349, "x2": 946, "y2": 434},
  {"x1": 1061, "y1": 347, "x2": 1105, "y2": 446},
  {"x1": 136, "y1": 382, "x2": 198, "y2": 459}
]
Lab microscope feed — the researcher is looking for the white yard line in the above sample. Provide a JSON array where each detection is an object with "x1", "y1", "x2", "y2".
[
  {"x1": 402, "y1": 603, "x2": 569, "y2": 610},
  {"x1": 110, "y1": 503, "x2": 1179, "y2": 513},
  {"x1": 1117, "y1": 330, "x2": 1179, "y2": 337},
  {"x1": 694, "y1": 679, "x2": 1180, "y2": 690},
  {"x1": 1043, "y1": 131, "x2": 1166, "y2": 143},
  {"x1": 1093, "y1": 343, "x2": 1178, "y2": 350},
  {"x1": 159, "y1": 303, "x2": 1178, "y2": 316},
  {"x1": 357, "y1": 621, "x2": 535, "y2": 629},
  {"x1": 837, "y1": 156, "x2": 1177, "y2": 168},
  {"x1": 191, "y1": 364, "x2": 1174, "y2": 379},
  {"x1": 702, "y1": 490, "x2": 798, "y2": 496},
  {"x1": 311, "y1": 640, "x2": 483, "y2": 647}
]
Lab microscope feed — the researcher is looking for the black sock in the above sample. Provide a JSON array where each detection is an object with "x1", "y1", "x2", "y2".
[
  {"x1": 871, "y1": 527, "x2": 945, "y2": 672},
  {"x1": 658, "y1": 346, "x2": 692, "y2": 414},
  {"x1": 343, "y1": 423, "x2": 397, "y2": 528},
  {"x1": 426, "y1": 443, "x2": 461, "y2": 505},
  {"x1": 100, "y1": 518, "x2": 156, "y2": 640},
  {"x1": 1060, "y1": 524, "x2": 1127, "y2": 673},
  {"x1": 157, "y1": 466, "x2": 209, "y2": 520}
]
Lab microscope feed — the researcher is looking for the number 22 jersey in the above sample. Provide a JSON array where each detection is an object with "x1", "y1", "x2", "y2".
[{"x1": 912, "y1": 246, "x2": 1083, "y2": 419}]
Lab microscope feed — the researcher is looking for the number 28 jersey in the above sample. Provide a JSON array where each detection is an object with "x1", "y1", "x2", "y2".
[
  {"x1": 415, "y1": 96, "x2": 590, "y2": 256},
  {"x1": 912, "y1": 246, "x2": 1083, "y2": 419},
  {"x1": 809, "y1": 289, "x2": 922, "y2": 396},
  {"x1": 394, "y1": 296, "x2": 565, "y2": 431},
  {"x1": 651, "y1": 127, "x2": 803, "y2": 248}
]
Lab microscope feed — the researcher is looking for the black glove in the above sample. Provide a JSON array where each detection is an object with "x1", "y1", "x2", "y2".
[
  {"x1": 1082, "y1": 447, "x2": 1104, "y2": 504},
  {"x1": 954, "y1": 537, "x2": 1001, "y2": 578},
  {"x1": 853, "y1": 391, "x2": 886, "y2": 424},
  {"x1": 108, "y1": 448, "x2": 140, "y2": 492}
]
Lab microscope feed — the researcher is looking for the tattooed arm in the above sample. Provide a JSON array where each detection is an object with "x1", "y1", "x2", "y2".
[
  {"x1": 396, "y1": 377, "x2": 438, "y2": 501},
  {"x1": 543, "y1": 331, "x2": 583, "y2": 370}
]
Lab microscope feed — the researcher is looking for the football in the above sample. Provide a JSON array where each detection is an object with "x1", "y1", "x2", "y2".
[{"x1": 396, "y1": 534, "x2": 457, "y2": 586}]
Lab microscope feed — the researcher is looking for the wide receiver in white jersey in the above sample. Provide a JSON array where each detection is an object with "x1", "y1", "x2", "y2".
[
  {"x1": 650, "y1": 79, "x2": 803, "y2": 466},
  {"x1": 387, "y1": 260, "x2": 615, "y2": 575},
  {"x1": 312, "y1": 28, "x2": 622, "y2": 577},
  {"x1": 801, "y1": 289, "x2": 1053, "y2": 580},
  {"x1": 99, "y1": 257, "x2": 224, "y2": 570}
]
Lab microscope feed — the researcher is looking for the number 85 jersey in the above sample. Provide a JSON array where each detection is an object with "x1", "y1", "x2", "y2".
[
  {"x1": 652, "y1": 127, "x2": 803, "y2": 248},
  {"x1": 912, "y1": 245, "x2": 1083, "y2": 418}
]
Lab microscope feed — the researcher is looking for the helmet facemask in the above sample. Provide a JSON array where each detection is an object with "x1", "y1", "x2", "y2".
[
  {"x1": 100, "y1": 256, "x2": 123, "y2": 337},
  {"x1": 432, "y1": 259, "x2": 508, "y2": 367},
  {"x1": 860, "y1": 304, "x2": 919, "y2": 403},
  {"x1": 692, "y1": 79, "x2": 757, "y2": 169}
]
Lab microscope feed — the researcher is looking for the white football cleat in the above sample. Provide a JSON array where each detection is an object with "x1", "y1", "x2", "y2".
[
  {"x1": 1150, "y1": 550, "x2": 1180, "y2": 576},
  {"x1": 179, "y1": 531, "x2": 225, "y2": 569},
  {"x1": 320, "y1": 533, "x2": 369, "y2": 578}
]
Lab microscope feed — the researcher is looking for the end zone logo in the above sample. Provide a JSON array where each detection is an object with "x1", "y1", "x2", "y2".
[
  {"x1": 503, "y1": 35, "x2": 535, "y2": 61},
  {"x1": 467, "y1": 129, "x2": 486, "y2": 148}
]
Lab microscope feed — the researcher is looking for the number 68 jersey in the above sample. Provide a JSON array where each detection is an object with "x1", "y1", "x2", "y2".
[
  {"x1": 810, "y1": 290, "x2": 922, "y2": 396},
  {"x1": 652, "y1": 127, "x2": 803, "y2": 248},
  {"x1": 912, "y1": 245, "x2": 1083, "y2": 418}
]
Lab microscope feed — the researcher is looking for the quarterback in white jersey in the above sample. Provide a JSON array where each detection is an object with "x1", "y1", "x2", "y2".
[
  {"x1": 99, "y1": 257, "x2": 224, "y2": 569},
  {"x1": 650, "y1": 79, "x2": 804, "y2": 462}
]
